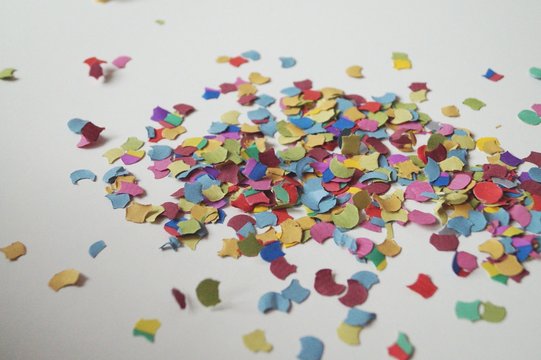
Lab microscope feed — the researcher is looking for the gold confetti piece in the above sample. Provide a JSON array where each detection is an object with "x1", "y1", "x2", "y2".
[
  {"x1": 279, "y1": 219, "x2": 302, "y2": 245},
  {"x1": 478, "y1": 239, "x2": 505, "y2": 259},
  {"x1": 0, "y1": 241, "x2": 26, "y2": 261},
  {"x1": 377, "y1": 238, "x2": 402, "y2": 257},
  {"x1": 494, "y1": 255, "x2": 523, "y2": 276},
  {"x1": 242, "y1": 329, "x2": 273, "y2": 353},
  {"x1": 218, "y1": 238, "x2": 240, "y2": 258},
  {"x1": 337, "y1": 322, "x2": 362, "y2": 345},
  {"x1": 441, "y1": 105, "x2": 460, "y2": 117},
  {"x1": 346, "y1": 65, "x2": 363, "y2": 78},
  {"x1": 168, "y1": 160, "x2": 190, "y2": 177},
  {"x1": 391, "y1": 108, "x2": 413, "y2": 124},
  {"x1": 393, "y1": 58, "x2": 412, "y2": 70},
  {"x1": 162, "y1": 125, "x2": 186, "y2": 140},
  {"x1": 48, "y1": 269, "x2": 81, "y2": 292},
  {"x1": 125, "y1": 202, "x2": 153, "y2": 223},
  {"x1": 248, "y1": 72, "x2": 271, "y2": 85},
  {"x1": 216, "y1": 56, "x2": 230, "y2": 63},
  {"x1": 476, "y1": 137, "x2": 503, "y2": 155}
]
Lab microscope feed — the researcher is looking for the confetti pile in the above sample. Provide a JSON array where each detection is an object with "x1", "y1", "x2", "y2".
[{"x1": 59, "y1": 51, "x2": 541, "y2": 356}]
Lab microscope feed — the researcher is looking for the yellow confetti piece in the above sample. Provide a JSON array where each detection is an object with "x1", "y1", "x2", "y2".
[
  {"x1": 124, "y1": 149, "x2": 145, "y2": 159},
  {"x1": 237, "y1": 83, "x2": 257, "y2": 97},
  {"x1": 346, "y1": 65, "x2": 363, "y2": 78},
  {"x1": 162, "y1": 125, "x2": 186, "y2": 140},
  {"x1": 248, "y1": 72, "x2": 271, "y2": 85},
  {"x1": 377, "y1": 238, "x2": 402, "y2": 257},
  {"x1": 441, "y1": 105, "x2": 460, "y2": 117},
  {"x1": 221, "y1": 110, "x2": 241, "y2": 125},
  {"x1": 332, "y1": 203, "x2": 360, "y2": 229},
  {"x1": 352, "y1": 189, "x2": 371, "y2": 210},
  {"x1": 102, "y1": 148, "x2": 124, "y2": 164},
  {"x1": 395, "y1": 160, "x2": 421, "y2": 179},
  {"x1": 133, "y1": 319, "x2": 161, "y2": 342},
  {"x1": 494, "y1": 255, "x2": 523, "y2": 276},
  {"x1": 168, "y1": 160, "x2": 191, "y2": 177},
  {"x1": 0, "y1": 241, "x2": 26, "y2": 261},
  {"x1": 48, "y1": 269, "x2": 80, "y2": 292},
  {"x1": 391, "y1": 108, "x2": 413, "y2": 124},
  {"x1": 279, "y1": 219, "x2": 302, "y2": 245},
  {"x1": 145, "y1": 205, "x2": 164, "y2": 223},
  {"x1": 478, "y1": 239, "x2": 505, "y2": 259},
  {"x1": 121, "y1": 137, "x2": 144, "y2": 151},
  {"x1": 218, "y1": 238, "x2": 240, "y2": 258},
  {"x1": 337, "y1": 322, "x2": 362, "y2": 345},
  {"x1": 181, "y1": 236, "x2": 200, "y2": 250},
  {"x1": 125, "y1": 202, "x2": 153, "y2": 223},
  {"x1": 409, "y1": 90, "x2": 428, "y2": 103},
  {"x1": 476, "y1": 137, "x2": 503, "y2": 155},
  {"x1": 440, "y1": 156, "x2": 464, "y2": 171},
  {"x1": 243, "y1": 329, "x2": 273, "y2": 353}
]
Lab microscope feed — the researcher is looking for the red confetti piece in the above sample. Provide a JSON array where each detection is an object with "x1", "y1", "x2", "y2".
[
  {"x1": 83, "y1": 57, "x2": 107, "y2": 79},
  {"x1": 314, "y1": 269, "x2": 346, "y2": 296},
  {"x1": 338, "y1": 279, "x2": 368, "y2": 307},
  {"x1": 229, "y1": 56, "x2": 248, "y2": 67},
  {"x1": 172, "y1": 103, "x2": 195, "y2": 116},
  {"x1": 406, "y1": 273, "x2": 438, "y2": 299},
  {"x1": 171, "y1": 288, "x2": 186, "y2": 309},
  {"x1": 473, "y1": 182, "x2": 503, "y2": 204},
  {"x1": 388, "y1": 343, "x2": 410, "y2": 360},
  {"x1": 270, "y1": 257, "x2": 297, "y2": 280},
  {"x1": 429, "y1": 233, "x2": 459, "y2": 252}
]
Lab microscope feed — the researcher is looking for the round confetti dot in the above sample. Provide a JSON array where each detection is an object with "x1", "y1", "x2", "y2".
[{"x1": 473, "y1": 182, "x2": 503, "y2": 204}]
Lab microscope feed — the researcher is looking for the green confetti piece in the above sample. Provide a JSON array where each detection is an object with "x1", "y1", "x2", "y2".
[
  {"x1": 121, "y1": 137, "x2": 145, "y2": 151},
  {"x1": 177, "y1": 219, "x2": 201, "y2": 235},
  {"x1": 396, "y1": 332, "x2": 414, "y2": 355},
  {"x1": 455, "y1": 300, "x2": 481, "y2": 322},
  {"x1": 196, "y1": 278, "x2": 221, "y2": 307},
  {"x1": 480, "y1": 301, "x2": 507, "y2": 323},
  {"x1": 463, "y1": 98, "x2": 486, "y2": 111},
  {"x1": 518, "y1": 109, "x2": 541, "y2": 126},
  {"x1": 0, "y1": 68, "x2": 16, "y2": 80},
  {"x1": 238, "y1": 233, "x2": 262, "y2": 257},
  {"x1": 329, "y1": 158, "x2": 355, "y2": 178},
  {"x1": 331, "y1": 203, "x2": 360, "y2": 229},
  {"x1": 529, "y1": 66, "x2": 541, "y2": 79},
  {"x1": 155, "y1": 19, "x2": 165, "y2": 25}
]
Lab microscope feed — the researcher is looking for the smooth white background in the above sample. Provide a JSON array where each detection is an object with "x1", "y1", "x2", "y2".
[{"x1": 1, "y1": 0, "x2": 541, "y2": 359}]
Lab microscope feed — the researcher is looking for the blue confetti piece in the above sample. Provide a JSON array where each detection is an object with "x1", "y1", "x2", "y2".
[
  {"x1": 102, "y1": 166, "x2": 129, "y2": 183},
  {"x1": 279, "y1": 56, "x2": 296, "y2": 68},
  {"x1": 148, "y1": 145, "x2": 173, "y2": 161},
  {"x1": 254, "y1": 212, "x2": 278, "y2": 228},
  {"x1": 145, "y1": 126, "x2": 156, "y2": 139},
  {"x1": 70, "y1": 169, "x2": 97, "y2": 184},
  {"x1": 281, "y1": 86, "x2": 302, "y2": 96},
  {"x1": 258, "y1": 292, "x2": 291, "y2": 313},
  {"x1": 237, "y1": 222, "x2": 256, "y2": 238},
  {"x1": 89, "y1": 240, "x2": 107, "y2": 258},
  {"x1": 297, "y1": 336, "x2": 324, "y2": 360},
  {"x1": 202, "y1": 88, "x2": 220, "y2": 100},
  {"x1": 105, "y1": 193, "x2": 131, "y2": 209},
  {"x1": 526, "y1": 211, "x2": 541, "y2": 233},
  {"x1": 290, "y1": 116, "x2": 315, "y2": 129},
  {"x1": 294, "y1": 157, "x2": 315, "y2": 179},
  {"x1": 516, "y1": 245, "x2": 532, "y2": 262},
  {"x1": 344, "y1": 308, "x2": 376, "y2": 327},
  {"x1": 448, "y1": 216, "x2": 473, "y2": 237},
  {"x1": 468, "y1": 210, "x2": 487, "y2": 232},
  {"x1": 241, "y1": 50, "x2": 261, "y2": 61},
  {"x1": 260, "y1": 242, "x2": 285, "y2": 262},
  {"x1": 529, "y1": 167, "x2": 541, "y2": 183},
  {"x1": 333, "y1": 229, "x2": 357, "y2": 251},
  {"x1": 334, "y1": 117, "x2": 355, "y2": 130},
  {"x1": 247, "y1": 162, "x2": 268, "y2": 181},
  {"x1": 281, "y1": 279, "x2": 310, "y2": 304},
  {"x1": 433, "y1": 173, "x2": 450, "y2": 186},
  {"x1": 184, "y1": 182, "x2": 204, "y2": 203},
  {"x1": 359, "y1": 171, "x2": 388, "y2": 182},
  {"x1": 67, "y1": 118, "x2": 88, "y2": 134},
  {"x1": 207, "y1": 121, "x2": 229, "y2": 134},
  {"x1": 260, "y1": 119, "x2": 277, "y2": 137},
  {"x1": 425, "y1": 158, "x2": 440, "y2": 182},
  {"x1": 255, "y1": 94, "x2": 276, "y2": 107},
  {"x1": 499, "y1": 237, "x2": 516, "y2": 254},
  {"x1": 372, "y1": 92, "x2": 396, "y2": 104},
  {"x1": 350, "y1": 271, "x2": 380, "y2": 289},
  {"x1": 485, "y1": 208, "x2": 510, "y2": 226},
  {"x1": 247, "y1": 107, "x2": 272, "y2": 121}
]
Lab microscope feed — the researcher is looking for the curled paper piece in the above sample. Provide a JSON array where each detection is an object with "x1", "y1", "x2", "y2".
[
  {"x1": 48, "y1": 269, "x2": 81, "y2": 292},
  {"x1": 0, "y1": 241, "x2": 26, "y2": 261}
]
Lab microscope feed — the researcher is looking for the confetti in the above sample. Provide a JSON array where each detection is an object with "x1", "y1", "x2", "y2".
[
  {"x1": 84, "y1": 57, "x2": 106, "y2": 79},
  {"x1": 336, "y1": 322, "x2": 362, "y2": 346},
  {"x1": 258, "y1": 292, "x2": 291, "y2": 313},
  {"x1": 48, "y1": 269, "x2": 81, "y2": 292},
  {"x1": 338, "y1": 279, "x2": 368, "y2": 307},
  {"x1": 388, "y1": 332, "x2": 414, "y2": 360},
  {"x1": 455, "y1": 300, "x2": 481, "y2": 322},
  {"x1": 280, "y1": 57, "x2": 296, "y2": 68},
  {"x1": 172, "y1": 288, "x2": 187, "y2": 309},
  {"x1": 346, "y1": 65, "x2": 363, "y2": 78},
  {"x1": 441, "y1": 105, "x2": 460, "y2": 117},
  {"x1": 480, "y1": 301, "x2": 507, "y2": 323},
  {"x1": 270, "y1": 256, "x2": 297, "y2": 280},
  {"x1": 314, "y1": 269, "x2": 346, "y2": 296},
  {"x1": 462, "y1": 97, "x2": 486, "y2": 110},
  {"x1": 67, "y1": 118, "x2": 105, "y2": 148},
  {"x1": 0, "y1": 241, "x2": 26, "y2": 261},
  {"x1": 133, "y1": 319, "x2": 161, "y2": 342},
  {"x1": 297, "y1": 336, "x2": 324, "y2": 360},
  {"x1": 0, "y1": 68, "x2": 16, "y2": 80},
  {"x1": 242, "y1": 329, "x2": 273, "y2": 353},
  {"x1": 518, "y1": 109, "x2": 541, "y2": 126},
  {"x1": 195, "y1": 278, "x2": 221, "y2": 307},
  {"x1": 112, "y1": 55, "x2": 131, "y2": 69},
  {"x1": 88, "y1": 240, "x2": 106, "y2": 258},
  {"x1": 483, "y1": 68, "x2": 504, "y2": 81},
  {"x1": 530, "y1": 66, "x2": 541, "y2": 79},
  {"x1": 281, "y1": 279, "x2": 311, "y2": 304},
  {"x1": 406, "y1": 273, "x2": 437, "y2": 299},
  {"x1": 392, "y1": 52, "x2": 412, "y2": 70},
  {"x1": 70, "y1": 169, "x2": 97, "y2": 184}
]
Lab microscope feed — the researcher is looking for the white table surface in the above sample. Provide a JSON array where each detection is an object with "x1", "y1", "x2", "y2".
[{"x1": 1, "y1": 0, "x2": 541, "y2": 359}]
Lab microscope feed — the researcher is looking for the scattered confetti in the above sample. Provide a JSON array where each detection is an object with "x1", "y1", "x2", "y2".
[
  {"x1": 258, "y1": 292, "x2": 291, "y2": 313},
  {"x1": 483, "y1": 68, "x2": 504, "y2": 81},
  {"x1": 242, "y1": 329, "x2": 273, "y2": 353},
  {"x1": 387, "y1": 332, "x2": 414, "y2": 360},
  {"x1": 133, "y1": 319, "x2": 161, "y2": 342},
  {"x1": 88, "y1": 240, "x2": 106, "y2": 258},
  {"x1": 281, "y1": 279, "x2": 311, "y2": 304},
  {"x1": 195, "y1": 278, "x2": 221, "y2": 307},
  {"x1": 297, "y1": 336, "x2": 324, "y2": 360},
  {"x1": 336, "y1": 322, "x2": 362, "y2": 346},
  {"x1": 48, "y1": 269, "x2": 81, "y2": 292},
  {"x1": 406, "y1": 273, "x2": 438, "y2": 299},
  {"x1": 346, "y1": 65, "x2": 363, "y2": 78},
  {"x1": 455, "y1": 300, "x2": 506, "y2": 323},
  {"x1": 0, "y1": 241, "x2": 26, "y2": 261}
]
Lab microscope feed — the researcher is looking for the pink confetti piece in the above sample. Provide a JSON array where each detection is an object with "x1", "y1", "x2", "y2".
[
  {"x1": 408, "y1": 210, "x2": 437, "y2": 225},
  {"x1": 310, "y1": 222, "x2": 336, "y2": 244},
  {"x1": 112, "y1": 55, "x2": 132, "y2": 69}
]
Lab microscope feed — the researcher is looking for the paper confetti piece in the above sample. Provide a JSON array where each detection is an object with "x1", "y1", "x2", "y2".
[
  {"x1": 70, "y1": 169, "x2": 97, "y2": 184},
  {"x1": 480, "y1": 301, "x2": 506, "y2": 323},
  {"x1": 280, "y1": 57, "x2": 296, "y2": 68},
  {"x1": 345, "y1": 308, "x2": 376, "y2": 327},
  {"x1": 462, "y1": 97, "x2": 485, "y2": 110},
  {"x1": 84, "y1": 57, "x2": 106, "y2": 79},
  {"x1": 270, "y1": 256, "x2": 297, "y2": 280},
  {"x1": 392, "y1": 52, "x2": 412, "y2": 70},
  {"x1": 172, "y1": 288, "x2": 187, "y2": 310},
  {"x1": 258, "y1": 292, "x2": 291, "y2": 313},
  {"x1": 314, "y1": 269, "x2": 346, "y2": 296},
  {"x1": 407, "y1": 273, "x2": 437, "y2": 299},
  {"x1": 112, "y1": 56, "x2": 132, "y2": 69},
  {"x1": 297, "y1": 336, "x2": 324, "y2": 360},
  {"x1": 48, "y1": 269, "x2": 81, "y2": 292},
  {"x1": 133, "y1": 319, "x2": 161, "y2": 342},
  {"x1": 455, "y1": 300, "x2": 481, "y2": 321},
  {"x1": 243, "y1": 329, "x2": 273, "y2": 353},
  {"x1": 0, "y1": 241, "x2": 26, "y2": 261},
  {"x1": 518, "y1": 109, "x2": 541, "y2": 126},
  {"x1": 88, "y1": 240, "x2": 106, "y2": 258},
  {"x1": 388, "y1": 332, "x2": 414, "y2": 360},
  {"x1": 0, "y1": 68, "x2": 16, "y2": 80},
  {"x1": 67, "y1": 118, "x2": 105, "y2": 148},
  {"x1": 338, "y1": 279, "x2": 368, "y2": 307},
  {"x1": 441, "y1": 105, "x2": 460, "y2": 117},
  {"x1": 346, "y1": 65, "x2": 363, "y2": 78},
  {"x1": 195, "y1": 278, "x2": 221, "y2": 307},
  {"x1": 336, "y1": 322, "x2": 361, "y2": 345},
  {"x1": 473, "y1": 182, "x2": 503, "y2": 203},
  {"x1": 530, "y1": 66, "x2": 541, "y2": 79},
  {"x1": 281, "y1": 279, "x2": 310, "y2": 304},
  {"x1": 483, "y1": 68, "x2": 504, "y2": 81}
]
